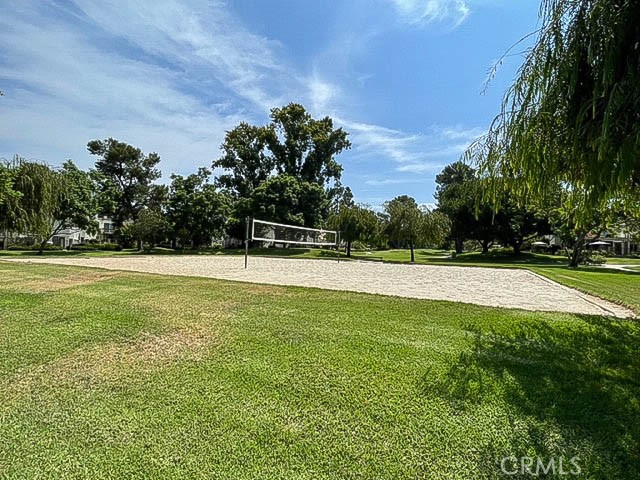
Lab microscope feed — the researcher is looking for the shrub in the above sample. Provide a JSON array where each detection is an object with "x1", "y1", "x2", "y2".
[
  {"x1": 583, "y1": 250, "x2": 607, "y2": 265},
  {"x1": 350, "y1": 240, "x2": 369, "y2": 251},
  {"x1": 69, "y1": 243, "x2": 122, "y2": 251},
  {"x1": 6, "y1": 243, "x2": 63, "y2": 251}
]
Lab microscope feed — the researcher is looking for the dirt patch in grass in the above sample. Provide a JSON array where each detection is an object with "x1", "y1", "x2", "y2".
[
  {"x1": 6, "y1": 325, "x2": 221, "y2": 396},
  {"x1": 16, "y1": 270, "x2": 122, "y2": 293}
]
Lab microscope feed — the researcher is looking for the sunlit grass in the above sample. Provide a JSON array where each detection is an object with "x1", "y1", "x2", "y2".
[{"x1": 1, "y1": 262, "x2": 639, "y2": 478}]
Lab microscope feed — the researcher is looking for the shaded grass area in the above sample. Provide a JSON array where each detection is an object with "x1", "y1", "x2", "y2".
[
  {"x1": 352, "y1": 249, "x2": 567, "y2": 266},
  {"x1": 1, "y1": 262, "x2": 639, "y2": 478}
]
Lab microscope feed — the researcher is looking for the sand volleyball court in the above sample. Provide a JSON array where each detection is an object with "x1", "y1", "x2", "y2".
[{"x1": 6, "y1": 255, "x2": 633, "y2": 317}]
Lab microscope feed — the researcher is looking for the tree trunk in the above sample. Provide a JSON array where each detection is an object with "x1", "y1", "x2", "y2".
[
  {"x1": 137, "y1": 238, "x2": 143, "y2": 251},
  {"x1": 410, "y1": 241, "x2": 415, "y2": 263},
  {"x1": 512, "y1": 241, "x2": 522, "y2": 256},
  {"x1": 569, "y1": 238, "x2": 584, "y2": 267},
  {"x1": 37, "y1": 239, "x2": 47, "y2": 255},
  {"x1": 346, "y1": 240, "x2": 351, "y2": 258},
  {"x1": 481, "y1": 239, "x2": 491, "y2": 254},
  {"x1": 455, "y1": 237, "x2": 464, "y2": 254}
]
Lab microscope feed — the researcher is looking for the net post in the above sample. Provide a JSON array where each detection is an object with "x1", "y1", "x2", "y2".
[
  {"x1": 336, "y1": 231, "x2": 340, "y2": 264},
  {"x1": 244, "y1": 216, "x2": 250, "y2": 269}
]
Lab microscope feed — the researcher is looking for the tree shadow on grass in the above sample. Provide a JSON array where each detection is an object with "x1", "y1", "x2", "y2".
[{"x1": 421, "y1": 316, "x2": 640, "y2": 478}]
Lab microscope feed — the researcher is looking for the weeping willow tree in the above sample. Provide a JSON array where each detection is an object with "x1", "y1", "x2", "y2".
[
  {"x1": 467, "y1": 0, "x2": 640, "y2": 265},
  {"x1": 0, "y1": 157, "x2": 64, "y2": 249},
  {"x1": 0, "y1": 160, "x2": 21, "y2": 248}
]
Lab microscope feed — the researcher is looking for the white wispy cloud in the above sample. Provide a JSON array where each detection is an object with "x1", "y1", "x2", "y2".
[
  {"x1": 337, "y1": 119, "x2": 423, "y2": 163},
  {"x1": 337, "y1": 119, "x2": 482, "y2": 174},
  {"x1": 0, "y1": 0, "x2": 483, "y2": 205},
  {"x1": 364, "y1": 178, "x2": 422, "y2": 186},
  {"x1": 389, "y1": 0, "x2": 471, "y2": 27},
  {"x1": 306, "y1": 73, "x2": 341, "y2": 116},
  {"x1": 0, "y1": 1, "x2": 299, "y2": 175},
  {"x1": 70, "y1": 0, "x2": 295, "y2": 112},
  {"x1": 395, "y1": 163, "x2": 446, "y2": 173}
]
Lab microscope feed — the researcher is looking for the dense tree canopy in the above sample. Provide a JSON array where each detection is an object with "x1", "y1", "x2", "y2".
[
  {"x1": 215, "y1": 123, "x2": 275, "y2": 199},
  {"x1": 436, "y1": 161, "x2": 552, "y2": 256},
  {"x1": 468, "y1": 0, "x2": 640, "y2": 222},
  {"x1": 250, "y1": 175, "x2": 327, "y2": 228},
  {"x1": 37, "y1": 160, "x2": 99, "y2": 251},
  {"x1": 125, "y1": 208, "x2": 167, "y2": 250},
  {"x1": 384, "y1": 195, "x2": 450, "y2": 262},
  {"x1": 328, "y1": 203, "x2": 380, "y2": 257},
  {"x1": 4, "y1": 158, "x2": 63, "y2": 242},
  {"x1": 435, "y1": 162, "x2": 477, "y2": 253},
  {"x1": 266, "y1": 104, "x2": 349, "y2": 185},
  {"x1": 214, "y1": 104, "x2": 351, "y2": 229},
  {"x1": 0, "y1": 160, "x2": 20, "y2": 236},
  {"x1": 167, "y1": 168, "x2": 230, "y2": 247},
  {"x1": 88, "y1": 138, "x2": 161, "y2": 228}
]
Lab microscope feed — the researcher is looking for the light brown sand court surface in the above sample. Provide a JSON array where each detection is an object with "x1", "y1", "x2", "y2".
[{"x1": 5, "y1": 255, "x2": 633, "y2": 317}]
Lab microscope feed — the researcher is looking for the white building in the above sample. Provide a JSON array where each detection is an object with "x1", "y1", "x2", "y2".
[{"x1": 51, "y1": 216, "x2": 116, "y2": 248}]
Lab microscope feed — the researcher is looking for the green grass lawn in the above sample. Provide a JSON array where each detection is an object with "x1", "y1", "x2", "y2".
[
  {"x1": 351, "y1": 249, "x2": 568, "y2": 266},
  {"x1": 605, "y1": 257, "x2": 640, "y2": 265},
  {"x1": 530, "y1": 266, "x2": 640, "y2": 313},
  {"x1": 1, "y1": 262, "x2": 639, "y2": 478}
]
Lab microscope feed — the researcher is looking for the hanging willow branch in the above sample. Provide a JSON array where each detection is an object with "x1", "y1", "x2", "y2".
[
  {"x1": 2, "y1": 156, "x2": 64, "y2": 238},
  {"x1": 467, "y1": 0, "x2": 640, "y2": 223}
]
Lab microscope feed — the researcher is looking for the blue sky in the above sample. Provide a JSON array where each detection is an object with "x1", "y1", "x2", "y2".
[{"x1": 0, "y1": 0, "x2": 540, "y2": 207}]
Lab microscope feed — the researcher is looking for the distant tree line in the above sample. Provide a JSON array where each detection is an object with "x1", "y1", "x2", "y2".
[
  {"x1": 0, "y1": 103, "x2": 451, "y2": 258},
  {"x1": 2, "y1": 101, "x2": 634, "y2": 266},
  {"x1": 435, "y1": 161, "x2": 552, "y2": 256}
]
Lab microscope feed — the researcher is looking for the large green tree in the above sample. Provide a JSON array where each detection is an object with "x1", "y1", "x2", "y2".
[
  {"x1": 215, "y1": 123, "x2": 275, "y2": 199},
  {"x1": 494, "y1": 202, "x2": 551, "y2": 255},
  {"x1": 435, "y1": 162, "x2": 479, "y2": 254},
  {"x1": 3, "y1": 158, "x2": 62, "y2": 246},
  {"x1": 88, "y1": 138, "x2": 161, "y2": 229},
  {"x1": 0, "y1": 158, "x2": 100, "y2": 252},
  {"x1": 436, "y1": 162, "x2": 552, "y2": 255},
  {"x1": 328, "y1": 204, "x2": 380, "y2": 257},
  {"x1": 124, "y1": 208, "x2": 168, "y2": 250},
  {"x1": 167, "y1": 168, "x2": 230, "y2": 248},
  {"x1": 36, "y1": 160, "x2": 99, "y2": 252},
  {"x1": 214, "y1": 104, "x2": 351, "y2": 231},
  {"x1": 250, "y1": 175, "x2": 327, "y2": 228},
  {"x1": 468, "y1": 0, "x2": 640, "y2": 224},
  {"x1": 384, "y1": 195, "x2": 449, "y2": 262},
  {"x1": 266, "y1": 104, "x2": 349, "y2": 185},
  {"x1": 0, "y1": 160, "x2": 20, "y2": 247}
]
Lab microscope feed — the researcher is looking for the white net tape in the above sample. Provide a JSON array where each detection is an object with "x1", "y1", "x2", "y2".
[{"x1": 251, "y1": 219, "x2": 337, "y2": 246}]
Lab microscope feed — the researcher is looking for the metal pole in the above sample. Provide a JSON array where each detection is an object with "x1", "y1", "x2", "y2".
[{"x1": 244, "y1": 216, "x2": 250, "y2": 269}]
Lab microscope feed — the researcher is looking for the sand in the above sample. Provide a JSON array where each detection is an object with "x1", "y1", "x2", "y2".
[{"x1": 5, "y1": 255, "x2": 634, "y2": 318}]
